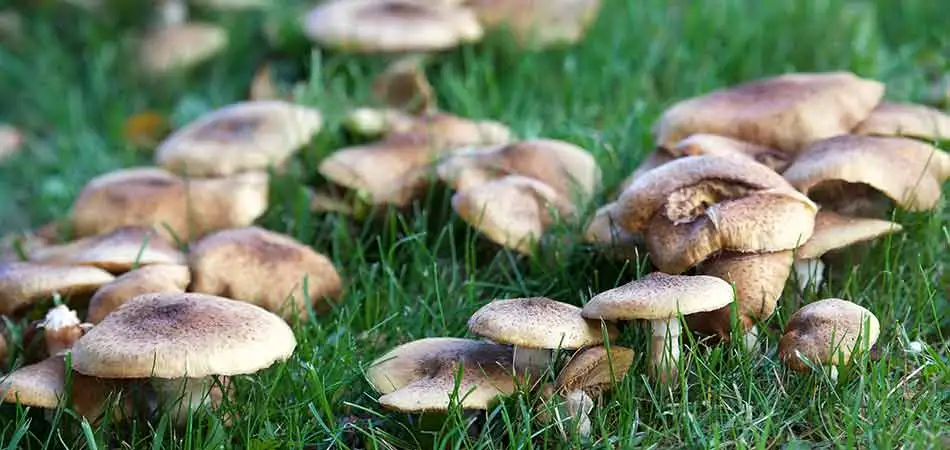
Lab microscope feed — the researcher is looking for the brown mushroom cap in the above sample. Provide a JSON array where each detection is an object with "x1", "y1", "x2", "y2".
[
  {"x1": 653, "y1": 71, "x2": 885, "y2": 153},
  {"x1": 0, "y1": 262, "x2": 115, "y2": 315},
  {"x1": 139, "y1": 22, "x2": 228, "y2": 76},
  {"x1": 554, "y1": 345, "x2": 634, "y2": 395},
  {"x1": 86, "y1": 263, "x2": 191, "y2": 324},
  {"x1": 853, "y1": 102, "x2": 950, "y2": 142},
  {"x1": 467, "y1": 297, "x2": 618, "y2": 350},
  {"x1": 0, "y1": 355, "x2": 66, "y2": 408},
  {"x1": 466, "y1": 0, "x2": 603, "y2": 49},
  {"x1": 582, "y1": 272, "x2": 735, "y2": 321},
  {"x1": 71, "y1": 292, "x2": 297, "y2": 379},
  {"x1": 668, "y1": 133, "x2": 792, "y2": 172},
  {"x1": 783, "y1": 135, "x2": 950, "y2": 212},
  {"x1": 188, "y1": 226, "x2": 343, "y2": 321},
  {"x1": 27, "y1": 226, "x2": 185, "y2": 273},
  {"x1": 778, "y1": 298, "x2": 880, "y2": 372},
  {"x1": 302, "y1": 0, "x2": 483, "y2": 53},
  {"x1": 155, "y1": 100, "x2": 323, "y2": 177},
  {"x1": 795, "y1": 211, "x2": 903, "y2": 260}
]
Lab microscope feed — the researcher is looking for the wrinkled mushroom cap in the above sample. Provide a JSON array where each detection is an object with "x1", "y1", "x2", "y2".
[
  {"x1": 466, "y1": 0, "x2": 603, "y2": 49},
  {"x1": 1, "y1": 355, "x2": 66, "y2": 408},
  {"x1": 668, "y1": 133, "x2": 792, "y2": 172},
  {"x1": 795, "y1": 211, "x2": 903, "y2": 260},
  {"x1": 71, "y1": 292, "x2": 297, "y2": 379},
  {"x1": 467, "y1": 297, "x2": 618, "y2": 350},
  {"x1": 778, "y1": 298, "x2": 880, "y2": 372},
  {"x1": 28, "y1": 226, "x2": 185, "y2": 273},
  {"x1": 188, "y1": 227, "x2": 343, "y2": 321},
  {"x1": 653, "y1": 71, "x2": 885, "y2": 152},
  {"x1": 0, "y1": 262, "x2": 115, "y2": 315},
  {"x1": 156, "y1": 100, "x2": 323, "y2": 177},
  {"x1": 302, "y1": 0, "x2": 483, "y2": 53},
  {"x1": 853, "y1": 102, "x2": 950, "y2": 142},
  {"x1": 86, "y1": 263, "x2": 191, "y2": 324},
  {"x1": 555, "y1": 345, "x2": 634, "y2": 394},
  {"x1": 139, "y1": 22, "x2": 228, "y2": 76},
  {"x1": 582, "y1": 272, "x2": 735, "y2": 321}
]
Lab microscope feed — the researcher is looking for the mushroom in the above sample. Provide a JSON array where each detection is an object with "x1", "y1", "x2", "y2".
[
  {"x1": 0, "y1": 123, "x2": 21, "y2": 164},
  {"x1": 37, "y1": 305, "x2": 92, "y2": 357},
  {"x1": 139, "y1": 22, "x2": 228, "y2": 77},
  {"x1": 86, "y1": 263, "x2": 191, "y2": 323},
  {"x1": 465, "y1": 0, "x2": 604, "y2": 49},
  {"x1": 26, "y1": 226, "x2": 185, "y2": 273},
  {"x1": 853, "y1": 102, "x2": 950, "y2": 142},
  {"x1": 546, "y1": 345, "x2": 634, "y2": 439},
  {"x1": 582, "y1": 202, "x2": 640, "y2": 258},
  {"x1": 778, "y1": 298, "x2": 880, "y2": 380},
  {"x1": 666, "y1": 133, "x2": 792, "y2": 173},
  {"x1": 188, "y1": 226, "x2": 343, "y2": 321},
  {"x1": 653, "y1": 72, "x2": 884, "y2": 153},
  {"x1": 0, "y1": 262, "x2": 115, "y2": 315},
  {"x1": 155, "y1": 100, "x2": 324, "y2": 177},
  {"x1": 792, "y1": 211, "x2": 903, "y2": 292},
  {"x1": 582, "y1": 272, "x2": 735, "y2": 384},
  {"x1": 371, "y1": 54, "x2": 437, "y2": 114}
]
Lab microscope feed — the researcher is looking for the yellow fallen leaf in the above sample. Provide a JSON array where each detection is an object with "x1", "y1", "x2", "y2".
[{"x1": 123, "y1": 111, "x2": 169, "y2": 148}]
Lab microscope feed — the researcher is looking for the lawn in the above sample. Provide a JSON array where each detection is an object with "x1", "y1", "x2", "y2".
[{"x1": 1, "y1": 0, "x2": 948, "y2": 448}]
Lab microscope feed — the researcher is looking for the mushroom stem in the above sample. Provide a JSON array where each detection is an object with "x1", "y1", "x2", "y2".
[
  {"x1": 39, "y1": 305, "x2": 89, "y2": 356},
  {"x1": 562, "y1": 389, "x2": 594, "y2": 440},
  {"x1": 648, "y1": 317, "x2": 681, "y2": 384},
  {"x1": 151, "y1": 376, "x2": 226, "y2": 427},
  {"x1": 824, "y1": 365, "x2": 839, "y2": 383},
  {"x1": 743, "y1": 325, "x2": 760, "y2": 353},
  {"x1": 512, "y1": 346, "x2": 552, "y2": 373},
  {"x1": 156, "y1": 0, "x2": 187, "y2": 27},
  {"x1": 793, "y1": 258, "x2": 825, "y2": 293}
]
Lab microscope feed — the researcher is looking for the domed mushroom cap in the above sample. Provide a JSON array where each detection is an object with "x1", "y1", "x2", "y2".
[
  {"x1": 783, "y1": 135, "x2": 950, "y2": 212},
  {"x1": 0, "y1": 262, "x2": 115, "y2": 315},
  {"x1": 582, "y1": 272, "x2": 735, "y2": 321},
  {"x1": 555, "y1": 345, "x2": 634, "y2": 394},
  {"x1": 188, "y1": 227, "x2": 343, "y2": 321},
  {"x1": 27, "y1": 226, "x2": 185, "y2": 273},
  {"x1": 139, "y1": 22, "x2": 228, "y2": 76},
  {"x1": 302, "y1": 0, "x2": 483, "y2": 53},
  {"x1": 466, "y1": 0, "x2": 603, "y2": 49},
  {"x1": 853, "y1": 102, "x2": 950, "y2": 142},
  {"x1": 467, "y1": 297, "x2": 618, "y2": 350},
  {"x1": 86, "y1": 263, "x2": 191, "y2": 324},
  {"x1": 778, "y1": 298, "x2": 880, "y2": 372},
  {"x1": 668, "y1": 133, "x2": 792, "y2": 173},
  {"x1": 156, "y1": 100, "x2": 323, "y2": 177},
  {"x1": 653, "y1": 71, "x2": 885, "y2": 152},
  {"x1": 0, "y1": 355, "x2": 66, "y2": 408},
  {"x1": 71, "y1": 292, "x2": 297, "y2": 379},
  {"x1": 795, "y1": 211, "x2": 903, "y2": 260}
]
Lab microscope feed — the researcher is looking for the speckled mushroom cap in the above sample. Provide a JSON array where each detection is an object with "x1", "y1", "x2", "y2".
[
  {"x1": 27, "y1": 226, "x2": 185, "y2": 273},
  {"x1": 778, "y1": 298, "x2": 880, "y2": 372},
  {"x1": 139, "y1": 22, "x2": 228, "y2": 76},
  {"x1": 582, "y1": 272, "x2": 735, "y2": 321},
  {"x1": 853, "y1": 102, "x2": 950, "y2": 142},
  {"x1": 0, "y1": 355, "x2": 66, "y2": 408},
  {"x1": 0, "y1": 262, "x2": 115, "y2": 315},
  {"x1": 795, "y1": 211, "x2": 903, "y2": 260},
  {"x1": 155, "y1": 100, "x2": 323, "y2": 177},
  {"x1": 302, "y1": 0, "x2": 483, "y2": 53},
  {"x1": 467, "y1": 297, "x2": 618, "y2": 350},
  {"x1": 668, "y1": 133, "x2": 792, "y2": 173},
  {"x1": 783, "y1": 135, "x2": 950, "y2": 212},
  {"x1": 86, "y1": 263, "x2": 191, "y2": 324},
  {"x1": 71, "y1": 292, "x2": 296, "y2": 379},
  {"x1": 188, "y1": 226, "x2": 342, "y2": 321},
  {"x1": 554, "y1": 345, "x2": 634, "y2": 394},
  {"x1": 466, "y1": 0, "x2": 603, "y2": 49},
  {"x1": 653, "y1": 71, "x2": 884, "y2": 153}
]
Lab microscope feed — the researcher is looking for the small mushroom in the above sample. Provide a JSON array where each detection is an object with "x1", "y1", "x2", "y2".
[
  {"x1": 547, "y1": 345, "x2": 634, "y2": 439},
  {"x1": 778, "y1": 298, "x2": 880, "y2": 380},
  {"x1": 27, "y1": 226, "x2": 185, "y2": 273},
  {"x1": 188, "y1": 226, "x2": 343, "y2": 321},
  {"x1": 86, "y1": 263, "x2": 191, "y2": 323},
  {"x1": 371, "y1": 54, "x2": 437, "y2": 113},
  {"x1": 0, "y1": 262, "x2": 115, "y2": 315},
  {"x1": 139, "y1": 22, "x2": 228, "y2": 77},
  {"x1": 582, "y1": 272, "x2": 734, "y2": 384},
  {"x1": 465, "y1": 0, "x2": 604, "y2": 49},
  {"x1": 0, "y1": 123, "x2": 22, "y2": 164},
  {"x1": 853, "y1": 102, "x2": 950, "y2": 142},
  {"x1": 37, "y1": 305, "x2": 92, "y2": 357},
  {"x1": 155, "y1": 100, "x2": 324, "y2": 177},
  {"x1": 666, "y1": 133, "x2": 792, "y2": 172}
]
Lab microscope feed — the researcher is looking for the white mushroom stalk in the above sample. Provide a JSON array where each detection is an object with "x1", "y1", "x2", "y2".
[
  {"x1": 793, "y1": 257, "x2": 826, "y2": 293},
  {"x1": 157, "y1": 0, "x2": 188, "y2": 27},
  {"x1": 511, "y1": 346, "x2": 554, "y2": 373},
  {"x1": 554, "y1": 390, "x2": 594, "y2": 440},
  {"x1": 39, "y1": 304, "x2": 92, "y2": 356},
  {"x1": 649, "y1": 317, "x2": 681, "y2": 384}
]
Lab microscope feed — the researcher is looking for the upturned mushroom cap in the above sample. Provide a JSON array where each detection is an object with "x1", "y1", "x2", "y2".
[
  {"x1": 853, "y1": 102, "x2": 950, "y2": 142},
  {"x1": 778, "y1": 298, "x2": 880, "y2": 372},
  {"x1": 0, "y1": 262, "x2": 115, "y2": 315},
  {"x1": 653, "y1": 71, "x2": 885, "y2": 152},
  {"x1": 668, "y1": 133, "x2": 792, "y2": 173},
  {"x1": 555, "y1": 345, "x2": 634, "y2": 394},
  {"x1": 71, "y1": 292, "x2": 297, "y2": 379},
  {"x1": 27, "y1": 226, "x2": 185, "y2": 273},
  {"x1": 467, "y1": 297, "x2": 618, "y2": 350},
  {"x1": 139, "y1": 22, "x2": 228, "y2": 76},
  {"x1": 302, "y1": 0, "x2": 483, "y2": 53},
  {"x1": 155, "y1": 100, "x2": 323, "y2": 177},
  {"x1": 466, "y1": 0, "x2": 603, "y2": 49},
  {"x1": 795, "y1": 211, "x2": 903, "y2": 260},
  {"x1": 86, "y1": 263, "x2": 191, "y2": 324},
  {"x1": 188, "y1": 227, "x2": 343, "y2": 321},
  {"x1": 0, "y1": 355, "x2": 66, "y2": 408},
  {"x1": 582, "y1": 272, "x2": 735, "y2": 321},
  {"x1": 783, "y1": 135, "x2": 950, "y2": 212}
]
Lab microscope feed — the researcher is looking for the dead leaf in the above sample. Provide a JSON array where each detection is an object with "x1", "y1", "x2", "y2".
[
  {"x1": 371, "y1": 54, "x2": 437, "y2": 114},
  {"x1": 122, "y1": 111, "x2": 170, "y2": 149},
  {"x1": 0, "y1": 124, "x2": 22, "y2": 164}
]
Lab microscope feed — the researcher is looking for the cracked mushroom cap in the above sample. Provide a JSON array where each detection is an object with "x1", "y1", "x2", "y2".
[
  {"x1": 139, "y1": 22, "x2": 228, "y2": 76},
  {"x1": 71, "y1": 292, "x2": 297, "y2": 379},
  {"x1": 653, "y1": 71, "x2": 885, "y2": 153},
  {"x1": 783, "y1": 135, "x2": 950, "y2": 212},
  {"x1": 156, "y1": 100, "x2": 324, "y2": 177},
  {"x1": 466, "y1": 0, "x2": 603, "y2": 49},
  {"x1": 366, "y1": 337, "x2": 540, "y2": 412},
  {"x1": 467, "y1": 297, "x2": 618, "y2": 350},
  {"x1": 668, "y1": 133, "x2": 792, "y2": 173},
  {"x1": 86, "y1": 263, "x2": 191, "y2": 324},
  {"x1": 582, "y1": 272, "x2": 735, "y2": 321},
  {"x1": 0, "y1": 262, "x2": 115, "y2": 315},
  {"x1": 1, "y1": 355, "x2": 66, "y2": 408},
  {"x1": 853, "y1": 102, "x2": 950, "y2": 142},
  {"x1": 795, "y1": 211, "x2": 903, "y2": 260},
  {"x1": 555, "y1": 345, "x2": 634, "y2": 395},
  {"x1": 778, "y1": 298, "x2": 880, "y2": 372},
  {"x1": 302, "y1": 0, "x2": 483, "y2": 53},
  {"x1": 27, "y1": 226, "x2": 185, "y2": 273},
  {"x1": 188, "y1": 227, "x2": 342, "y2": 321}
]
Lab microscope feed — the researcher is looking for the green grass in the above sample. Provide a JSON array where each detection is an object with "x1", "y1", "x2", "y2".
[{"x1": 1, "y1": 0, "x2": 949, "y2": 448}]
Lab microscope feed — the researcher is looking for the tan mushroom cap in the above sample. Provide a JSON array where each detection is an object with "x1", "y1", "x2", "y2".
[
  {"x1": 555, "y1": 345, "x2": 634, "y2": 394},
  {"x1": 853, "y1": 102, "x2": 950, "y2": 142},
  {"x1": 466, "y1": 0, "x2": 603, "y2": 49},
  {"x1": 653, "y1": 71, "x2": 885, "y2": 153},
  {"x1": 778, "y1": 298, "x2": 880, "y2": 372},
  {"x1": 582, "y1": 272, "x2": 735, "y2": 321},
  {"x1": 795, "y1": 211, "x2": 903, "y2": 260},
  {"x1": 188, "y1": 227, "x2": 343, "y2": 321},
  {"x1": 156, "y1": 100, "x2": 323, "y2": 177},
  {"x1": 302, "y1": 0, "x2": 483, "y2": 53},
  {"x1": 86, "y1": 263, "x2": 191, "y2": 324},
  {"x1": 0, "y1": 262, "x2": 115, "y2": 315},
  {"x1": 27, "y1": 226, "x2": 185, "y2": 273},
  {"x1": 1, "y1": 355, "x2": 66, "y2": 408},
  {"x1": 783, "y1": 135, "x2": 950, "y2": 212},
  {"x1": 668, "y1": 133, "x2": 792, "y2": 173},
  {"x1": 71, "y1": 292, "x2": 297, "y2": 379},
  {"x1": 467, "y1": 297, "x2": 618, "y2": 350},
  {"x1": 139, "y1": 22, "x2": 228, "y2": 76}
]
